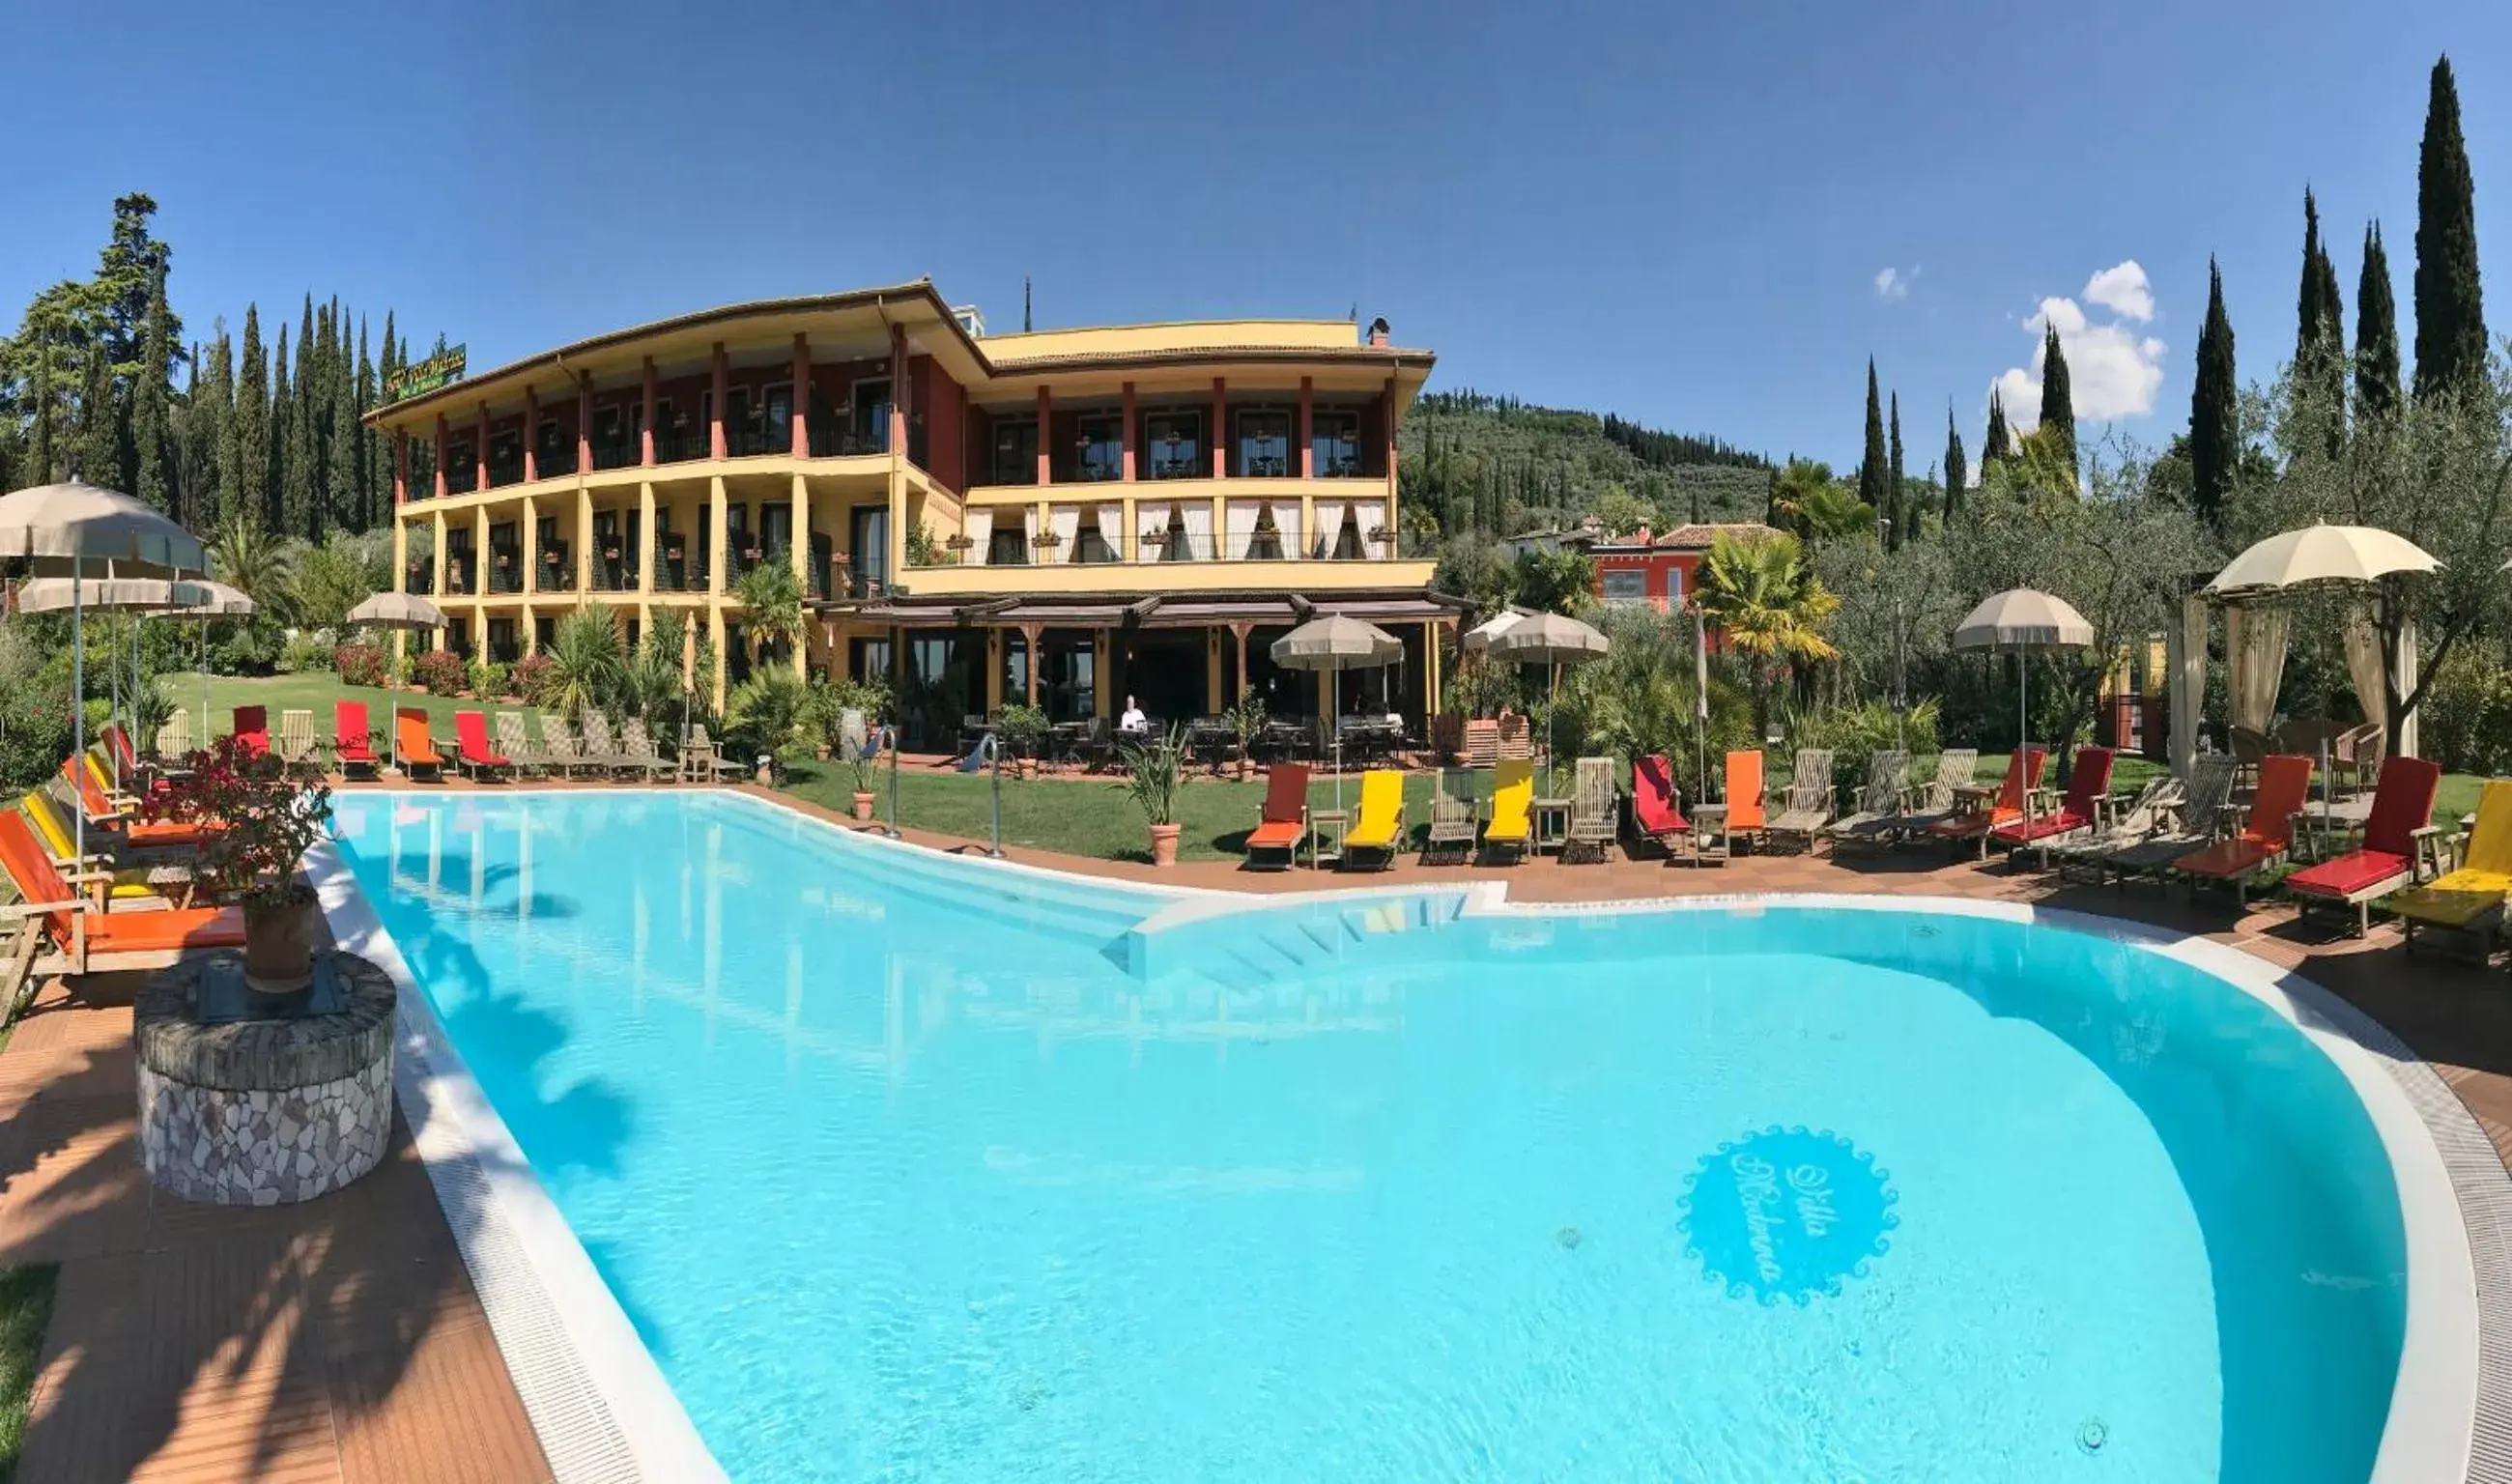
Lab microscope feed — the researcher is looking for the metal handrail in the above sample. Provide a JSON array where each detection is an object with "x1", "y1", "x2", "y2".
[
  {"x1": 981, "y1": 733, "x2": 1005, "y2": 859},
  {"x1": 881, "y1": 725, "x2": 901, "y2": 839}
]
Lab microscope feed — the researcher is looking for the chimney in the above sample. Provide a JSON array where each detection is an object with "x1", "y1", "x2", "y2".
[{"x1": 1366, "y1": 316, "x2": 1390, "y2": 348}]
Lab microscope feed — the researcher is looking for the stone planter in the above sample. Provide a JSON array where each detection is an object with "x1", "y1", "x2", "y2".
[
  {"x1": 1148, "y1": 822, "x2": 1181, "y2": 867},
  {"x1": 851, "y1": 790, "x2": 875, "y2": 821},
  {"x1": 243, "y1": 898, "x2": 316, "y2": 994}
]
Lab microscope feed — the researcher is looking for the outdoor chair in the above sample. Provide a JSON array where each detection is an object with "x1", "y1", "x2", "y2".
[
  {"x1": 275, "y1": 709, "x2": 321, "y2": 780},
  {"x1": 1928, "y1": 747, "x2": 2049, "y2": 859},
  {"x1": 1717, "y1": 750, "x2": 1768, "y2": 855},
  {"x1": 1479, "y1": 758, "x2": 1535, "y2": 864},
  {"x1": 1896, "y1": 749, "x2": 1980, "y2": 838},
  {"x1": 494, "y1": 712, "x2": 541, "y2": 777},
  {"x1": 2335, "y1": 722, "x2": 2386, "y2": 795},
  {"x1": 1463, "y1": 719, "x2": 1499, "y2": 770},
  {"x1": 2171, "y1": 753, "x2": 2315, "y2": 906},
  {"x1": 2228, "y1": 725, "x2": 2271, "y2": 792},
  {"x1": 2391, "y1": 779, "x2": 2512, "y2": 961},
  {"x1": 1822, "y1": 750, "x2": 1910, "y2": 853},
  {"x1": 1565, "y1": 756, "x2": 1617, "y2": 864},
  {"x1": 1340, "y1": 768, "x2": 1406, "y2": 871},
  {"x1": 1631, "y1": 754, "x2": 1691, "y2": 862},
  {"x1": 61, "y1": 755, "x2": 214, "y2": 850},
  {"x1": 395, "y1": 707, "x2": 445, "y2": 783},
  {"x1": 153, "y1": 711, "x2": 192, "y2": 763},
  {"x1": 18, "y1": 790, "x2": 174, "y2": 903},
  {"x1": 333, "y1": 701, "x2": 379, "y2": 779},
  {"x1": 538, "y1": 714, "x2": 590, "y2": 778},
  {"x1": 454, "y1": 710, "x2": 514, "y2": 783},
  {"x1": 1422, "y1": 769, "x2": 1479, "y2": 865},
  {"x1": 2285, "y1": 756, "x2": 2444, "y2": 936},
  {"x1": 577, "y1": 711, "x2": 633, "y2": 779},
  {"x1": 1991, "y1": 746, "x2": 2117, "y2": 869},
  {"x1": 681, "y1": 723, "x2": 744, "y2": 784},
  {"x1": 615, "y1": 718, "x2": 674, "y2": 783},
  {"x1": 1497, "y1": 715, "x2": 1532, "y2": 762},
  {"x1": 2048, "y1": 774, "x2": 2184, "y2": 884},
  {"x1": 0, "y1": 812, "x2": 243, "y2": 976},
  {"x1": 2088, "y1": 756, "x2": 2241, "y2": 887},
  {"x1": 1243, "y1": 762, "x2": 1310, "y2": 870},
  {"x1": 231, "y1": 705, "x2": 271, "y2": 758},
  {"x1": 1764, "y1": 748, "x2": 1835, "y2": 853}
]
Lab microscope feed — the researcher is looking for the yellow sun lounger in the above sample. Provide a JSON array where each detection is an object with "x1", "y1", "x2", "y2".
[
  {"x1": 20, "y1": 790, "x2": 164, "y2": 901},
  {"x1": 1341, "y1": 769, "x2": 1405, "y2": 870},
  {"x1": 2391, "y1": 779, "x2": 2512, "y2": 959},
  {"x1": 1480, "y1": 758, "x2": 1535, "y2": 864}
]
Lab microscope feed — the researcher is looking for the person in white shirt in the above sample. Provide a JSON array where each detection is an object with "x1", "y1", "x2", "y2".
[{"x1": 1119, "y1": 697, "x2": 1148, "y2": 733}]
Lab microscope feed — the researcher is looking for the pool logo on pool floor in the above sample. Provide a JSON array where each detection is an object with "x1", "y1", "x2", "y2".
[{"x1": 1678, "y1": 1127, "x2": 1897, "y2": 1305}]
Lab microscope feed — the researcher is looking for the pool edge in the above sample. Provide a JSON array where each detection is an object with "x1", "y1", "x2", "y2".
[{"x1": 307, "y1": 839, "x2": 729, "y2": 1484}]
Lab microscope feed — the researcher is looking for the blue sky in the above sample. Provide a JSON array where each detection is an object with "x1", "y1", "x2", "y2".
[{"x1": 6, "y1": 0, "x2": 2509, "y2": 472}]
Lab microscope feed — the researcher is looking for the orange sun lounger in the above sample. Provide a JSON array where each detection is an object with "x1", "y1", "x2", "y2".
[
  {"x1": 1243, "y1": 763, "x2": 1310, "y2": 869},
  {"x1": 2174, "y1": 753, "x2": 2315, "y2": 905},
  {"x1": 0, "y1": 812, "x2": 243, "y2": 973},
  {"x1": 1929, "y1": 746, "x2": 2049, "y2": 858},
  {"x1": 397, "y1": 708, "x2": 446, "y2": 782}
]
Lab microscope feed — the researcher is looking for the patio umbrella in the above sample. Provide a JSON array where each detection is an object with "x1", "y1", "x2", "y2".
[
  {"x1": 1460, "y1": 607, "x2": 1529, "y2": 654},
  {"x1": 1270, "y1": 613, "x2": 1402, "y2": 813},
  {"x1": 1952, "y1": 588, "x2": 2092, "y2": 833},
  {"x1": 0, "y1": 477, "x2": 207, "y2": 871},
  {"x1": 15, "y1": 577, "x2": 209, "y2": 782},
  {"x1": 162, "y1": 580, "x2": 255, "y2": 749},
  {"x1": 347, "y1": 590, "x2": 448, "y2": 774},
  {"x1": 1482, "y1": 612, "x2": 1611, "y2": 788}
]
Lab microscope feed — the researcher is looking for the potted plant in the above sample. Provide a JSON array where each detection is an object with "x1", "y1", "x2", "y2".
[
  {"x1": 1120, "y1": 724, "x2": 1185, "y2": 867},
  {"x1": 997, "y1": 702, "x2": 1048, "y2": 778},
  {"x1": 1224, "y1": 688, "x2": 1267, "y2": 780},
  {"x1": 145, "y1": 736, "x2": 336, "y2": 993}
]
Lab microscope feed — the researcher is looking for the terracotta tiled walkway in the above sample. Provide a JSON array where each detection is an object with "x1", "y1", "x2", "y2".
[{"x1": 8, "y1": 779, "x2": 2508, "y2": 1480}]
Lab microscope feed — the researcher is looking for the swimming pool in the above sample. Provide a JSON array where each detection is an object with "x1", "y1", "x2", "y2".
[{"x1": 324, "y1": 789, "x2": 2470, "y2": 1482}]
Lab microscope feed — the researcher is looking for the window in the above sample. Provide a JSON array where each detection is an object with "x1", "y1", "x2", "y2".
[
  {"x1": 986, "y1": 526, "x2": 1030, "y2": 566},
  {"x1": 1666, "y1": 567, "x2": 1684, "y2": 610},
  {"x1": 1235, "y1": 410, "x2": 1292, "y2": 477},
  {"x1": 1145, "y1": 411, "x2": 1203, "y2": 479},
  {"x1": 990, "y1": 417, "x2": 1039, "y2": 485},
  {"x1": 851, "y1": 379, "x2": 891, "y2": 445},
  {"x1": 1312, "y1": 410, "x2": 1362, "y2": 476},
  {"x1": 1601, "y1": 568, "x2": 1648, "y2": 604},
  {"x1": 1074, "y1": 414, "x2": 1123, "y2": 481},
  {"x1": 1073, "y1": 526, "x2": 1117, "y2": 563}
]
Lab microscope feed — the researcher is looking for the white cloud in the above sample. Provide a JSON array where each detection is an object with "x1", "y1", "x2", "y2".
[
  {"x1": 1986, "y1": 275, "x2": 2166, "y2": 433},
  {"x1": 2082, "y1": 261, "x2": 2155, "y2": 322},
  {"x1": 1873, "y1": 266, "x2": 1913, "y2": 302}
]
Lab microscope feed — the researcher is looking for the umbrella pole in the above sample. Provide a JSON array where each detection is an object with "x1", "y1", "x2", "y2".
[
  {"x1": 2018, "y1": 648, "x2": 2030, "y2": 831},
  {"x1": 199, "y1": 625, "x2": 209, "y2": 747},
  {"x1": 71, "y1": 582, "x2": 84, "y2": 870}
]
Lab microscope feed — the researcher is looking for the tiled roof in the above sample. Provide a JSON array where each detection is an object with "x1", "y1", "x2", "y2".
[{"x1": 1653, "y1": 522, "x2": 1783, "y2": 549}]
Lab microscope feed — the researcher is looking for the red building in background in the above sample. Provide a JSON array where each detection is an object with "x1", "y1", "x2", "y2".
[{"x1": 1580, "y1": 522, "x2": 1784, "y2": 611}]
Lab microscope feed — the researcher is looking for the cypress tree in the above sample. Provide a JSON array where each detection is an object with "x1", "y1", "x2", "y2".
[
  {"x1": 285, "y1": 317, "x2": 316, "y2": 538},
  {"x1": 28, "y1": 341, "x2": 55, "y2": 483},
  {"x1": 2413, "y1": 54, "x2": 2486, "y2": 400},
  {"x1": 2190, "y1": 257, "x2": 2240, "y2": 528},
  {"x1": 211, "y1": 330, "x2": 240, "y2": 523},
  {"x1": 1984, "y1": 387, "x2": 2012, "y2": 466},
  {"x1": 2356, "y1": 220, "x2": 2402, "y2": 420},
  {"x1": 1886, "y1": 390, "x2": 1905, "y2": 549},
  {"x1": 355, "y1": 318, "x2": 376, "y2": 528},
  {"x1": 1942, "y1": 406, "x2": 1966, "y2": 525},
  {"x1": 2298, "y1": 187, "x2": 2333, "y2": 360},
  {"x1": 1858, "y1": 358, "x2": 1890, "y2": 519},
  {"x1": 234, "y1": 306, "x2": 267, "y2": 527},
  {"x1": 72, "y1": 345, "x2": 118, "y2": 486},
  {"x1": 133, "y1": 260, "x2": 172, "y2": 511},
  {"x1": 2296, "y1": 188, "x2": 2348, "y2": 448},
  {"x1": 269, "y1": 327, "x2": 292, "y2": 530},
  {"x1": 327, "y1": 310, "x2": 355, "y2": 535},
  {"x1": 2039, "y1": 324, "x2": 2076, "y2": 481}
]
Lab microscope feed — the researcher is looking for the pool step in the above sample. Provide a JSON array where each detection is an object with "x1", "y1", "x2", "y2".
[{"x1": 1121, "y1": 887, "x2": 1480, "y2": 988}]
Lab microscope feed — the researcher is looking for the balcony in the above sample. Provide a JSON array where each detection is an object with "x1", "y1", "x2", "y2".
[
  {"x1": 488, "y1": 451, "x2": 525, "y2": 489},
  {"x1": 444, "y1": 464, "x2": 478, "y2": 496},
  {"x1": 537, "y1": 445, "x2": 578, "y2": 478},
  {"x1": 727, "y1": 425, "x2": 791, "y2": 459},
  {"x1": 537, "y1": 546, "x2": 575, "y2": 591},
  {"x1": 806, "y1": 417, "x2": 888, "y2": 457},
  {"x1": 487, "y1": 555, "x2": 524, "y2": 594},
  {"x1": 651, "y1": 426, "x2": 709, "y2": 464},
  {"x1": 588, "y1": 437, "x2": 641, "y2": 472}
]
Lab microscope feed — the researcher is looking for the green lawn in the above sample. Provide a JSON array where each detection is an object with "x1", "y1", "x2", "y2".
[{"x1": 0, "y1": 1265, "x2": 55, "y2": 1483}]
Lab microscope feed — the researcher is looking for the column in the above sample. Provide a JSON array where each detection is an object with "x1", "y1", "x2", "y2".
[
  {"x1": 2168, "y1": 595, "x2": 2204, "y2": 779},
  {"x1": 1121, "y1": 382, "x2": 1137, "y2": 481},
  {"x1": 1210, "y1": 377, "x2": 1227, "y2": 478},
  {"x1": 790, "y1": 472, "x2": 812, "y2": 678},
  {"x1": 985, "y1": 631, "x2": 1005, "y2": 711},
  {"x1": 392, "y1": 430, "x2": 409, "y2": 506},
  {"x1": 888, "y1": 324, "x2": 909, "y2": 459},
  {"x1": 433, "y1": 414, "x2": 449, "y2": 499},
  {"x1": 1094, "y1": 628, "x2": 1113, "y2": 720},
  {"x1": 473, "y1": 404, "x2": 490, "y2": 493},
  {"x1": 641, "y1": 357, "x2": 658, "y2": 467},
  {"x1": 790, "y1": 333, "x2": 812, "y2": 458},
  {"x1": 1229, "y1": 621, "x2": 1253, "y2": 699},
  {"x1": 1382, "y1": 376, "x2": 1399, "y2": 509},
  {"x1": 1035, "y1": 385, "x2": 1052, "y2": 487},
  {"x1": 577, "y1": 372, "x2": 593, "y2": 473},
  {"x1": 523, "y1": 386, "x2": 541, "y2": 482},
  {"x1": 522, "y1": 494, "x2": 540, "y2": 594},
  {"x1": 708, "y1": 475, "x2": 729, "y2": 599},
  {"x1": 641, "y1": 482, "x2": 658, "y2": 595},
  {"x1": 709, "y1": 342, "x2": 728, "y2": 460},
  {"x1": 576, "y1": 486, "x2": 594, "y2": 593},
  {"x1": 1299, "y1": 377, "x2": 1314, "y2": 477},
  {"x1": 708, "y1": 606, "x2": 728, "y2": 713},
  {"x1": 1205, "y1": 631, "x2": 1224, "y2": 714},
  {"x1": 474, "y1": 506, "x2": 491, "y2": 612},
  {"x1": 431, "y1": 511, "x2": 447, "y2": 597},
  {"x1": 1424, "y1": 620, "x2": 1442, "y2": 720},
  {"x1": 1020, "y1": 622, "x2": 1043, "y2": 706},
  {"x1": 392, "y1": 519, "x2": 408, "y2": 594}
]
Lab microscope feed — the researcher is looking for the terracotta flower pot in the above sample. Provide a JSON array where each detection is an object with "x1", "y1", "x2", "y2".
[
  {"x1": 1235, "y1": 757, "x2": 1253, "y2": 781},
  {"x1": 851, "y1": 790, "x2": 874, "y2": 822},
  {"x1": 243, "y1": 898, "x2": 316, "y2": 994},
  {"x1": 1148, "y1": 822, "x2": 1181, "y2": 867}
]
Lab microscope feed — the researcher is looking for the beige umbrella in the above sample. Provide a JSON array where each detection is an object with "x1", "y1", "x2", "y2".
[
  {"x1": 1460, "y1": 608, "x2": 1528, "y2": 654},
  {"x1": 1270, "y1": 614, "x2": 1402, "y2": 811},
  {"x1": 1953, "y1": 589, "x2": 2093, "y2": 832},
  {"x1": 0, "y1": 478, "x2": 207, "y2": 867},
  {"x1": 2204, "y1": 522, "x2": 2440, "y2": 599},
  {"x1": 1483, "y1": 612, "x2": 1612, "y2": 786},
  {"x1": 347, "y1": 590, "x2": 448, "y2": 774}
]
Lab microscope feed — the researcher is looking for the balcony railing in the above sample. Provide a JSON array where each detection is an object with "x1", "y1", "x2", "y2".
[
  {"x1": 537, "y1": 446, "x2": 578, "y2": 478},
  {"x1": 488, "y1": 452, "x2": 525, "y2": 489},
  {"x1": 443, "y1": 560, "x2": 474, "y2": 595},
  {"x1": 589, "y1": 438, "x2": 641, "y2": 471},
  {"x1": 652, "y1": 426, "x2": 709, "y2": 464},
  {"x1": 444, "y1": 464, "x2": 479, "y2": 496},
  {"x1": 537, "y1": 548, "x2": 574, "y2": 590},
  {"x1": 726, "y1": 425, "x2": 790, "y2": 459},
  {"x1": 808, "y1": 419, "x2": 888, "y2": 457},
  {"x1": 488, "y1": 556, "x2": 523, "y2": 594},
  {"x1": 904, "y1": 521, "x2": 1424, "y2": 572}
]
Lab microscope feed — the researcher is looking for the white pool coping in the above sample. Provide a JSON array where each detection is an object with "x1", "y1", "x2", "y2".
[{"x1": 316, "y1": 790, "x2": 2512, "y2": 1483}]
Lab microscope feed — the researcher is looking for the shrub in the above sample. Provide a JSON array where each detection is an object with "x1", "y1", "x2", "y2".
[
  {"x1": 468, "y1": 658, "x2": 509, "y2": 699},
  {"x1": 334, "y1": 644, "x2": 386, "y2": 688},
  {"x1": 413, "y1": 648, "x2": 468, "y2": 695},
  {"x1": 276, "y1": 632, "x2": 334, "y2": 674},
  {"x1": 510, "y1": 652, "x2": 557, "y2": 706},
  {"x1": 2421, "y1": 651, "x2": 2512, "y2": 776},
  {"x1": 1783, "y1": 697, "x2": 1944, "y2": 792},
  {"x1": 0, "y1": 690, "x2": 74, "y2": 791}
]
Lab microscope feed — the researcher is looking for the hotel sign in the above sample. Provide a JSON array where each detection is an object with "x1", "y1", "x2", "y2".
[{"x1": 384, "y1": 346, "x2": 468, "y2": 405}]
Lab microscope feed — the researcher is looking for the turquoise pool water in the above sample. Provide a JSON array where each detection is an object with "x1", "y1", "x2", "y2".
[{"x1": 330, "y1": 791, "x2": 2409, "y2": 1482}]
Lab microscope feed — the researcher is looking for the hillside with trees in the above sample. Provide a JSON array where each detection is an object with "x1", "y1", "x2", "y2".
[{"x1": 1398, "y1": 388, "x2": 1775, "y2": 540}]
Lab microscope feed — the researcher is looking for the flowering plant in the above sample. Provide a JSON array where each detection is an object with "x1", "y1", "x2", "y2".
[{"x1": 140, "y1": 736, "x2": 335, "y2": 909}]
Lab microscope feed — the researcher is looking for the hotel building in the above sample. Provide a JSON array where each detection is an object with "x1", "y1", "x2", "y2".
[{"x1": 366, "y1": 281, "x2": 1452, "y2": 744}]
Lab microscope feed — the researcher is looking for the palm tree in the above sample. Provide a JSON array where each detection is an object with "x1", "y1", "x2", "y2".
[
  {"x1": 1695, "y1": 529, "x2": 1841, "y2": 736},
  {"x1": 543, "y1": 605, "x2": 626, "y2": 721},
  {"x1": 207, "y1": 511, "x2": 298, "y2": 621},
  {"x1": 730, "y1": 556, "x2": 806, "y2": 667}
]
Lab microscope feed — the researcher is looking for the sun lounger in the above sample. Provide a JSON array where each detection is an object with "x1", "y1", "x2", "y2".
[
  {"x1": 19, "y1": 791, "x2": 172, "y2": 903},
  {"x1": 1894, "y1": 749, "x2": 1980, "y2": 839},
  {"x1": 2285, "y1": 756, "x2": 2444, "y2": 936},
  {"x1": 154, "y1": 710, "x2": 192, "y2": 763},
  {"x1": 1928, "y1": 747, "x2": 2049, "y2": 858},
  {"x1": 1480, "y1": 758, "x2": 1535, "y2": 864},
  {"x1": 2087, "y1": 757, "x2": 2241, "y2": 885},
  {"x1": 1565, "y1": 756, "x2": 1617, "y2": 864},
  {"x1": 537, "y1": 714, "x2": 588, "y2": 778},
  {"x1": 1820, "y1": 750, "x2": 1908, "y2": 853},
  {"x1": 2172, "y1": 753, "x2": 2314, "y2": 905},
  {"x1": 1243, "y1": 763, "x2": 1310, "y2": 870},
  {"x1": 0, "y1": 812, "x2": 243, "y2": 975},
  {"x1": 1721, "y1": 750, "x2": 1767, "y2": 851},
  {"x1": 232, "y1": 705, "x2": 270, "y2": 758},
  {"x1": 1765, "y1": 748, "x2": 1835, "y2": 853},
  {"x1": 396, "y1": 707, "x2": 445, "y2": 783},
  {"x1": 2047, "y1": 774, "x2": 2184, "y2": 882},
  {"x1": 276, "y1": 709, "x2": 321, "y2": 780},
  {"x1": 1422, "y1": 769, "x2": 1478, "y2": 865},
  {"x1": 614, "y1": 718, "x2": 674, "y2": 783},
  {"x1": 1340, "y1": 769, "x2": 1405, "y2": 871},
  {"x1": 1992, "y1": 746, "x2": 2116, "y2": 867},
  {"x1": 1632, "y1": 754, "x2": 1691, "y2": 860},
  {"x1": 333, "y1": 700, "x2": 380, "y2": 779},
  {"x1": 454, "y1": 710, "x2": 514, "y2": 782},
  {"x1": 495, "y1": 712, "x2": 541, "y2": 777},
  {"x1": 63, "y1": 756, "x2": 215, "y2": 849},
  {"x1": 2391, "y1": 779, "x2": 2512, "y2": 960}
]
